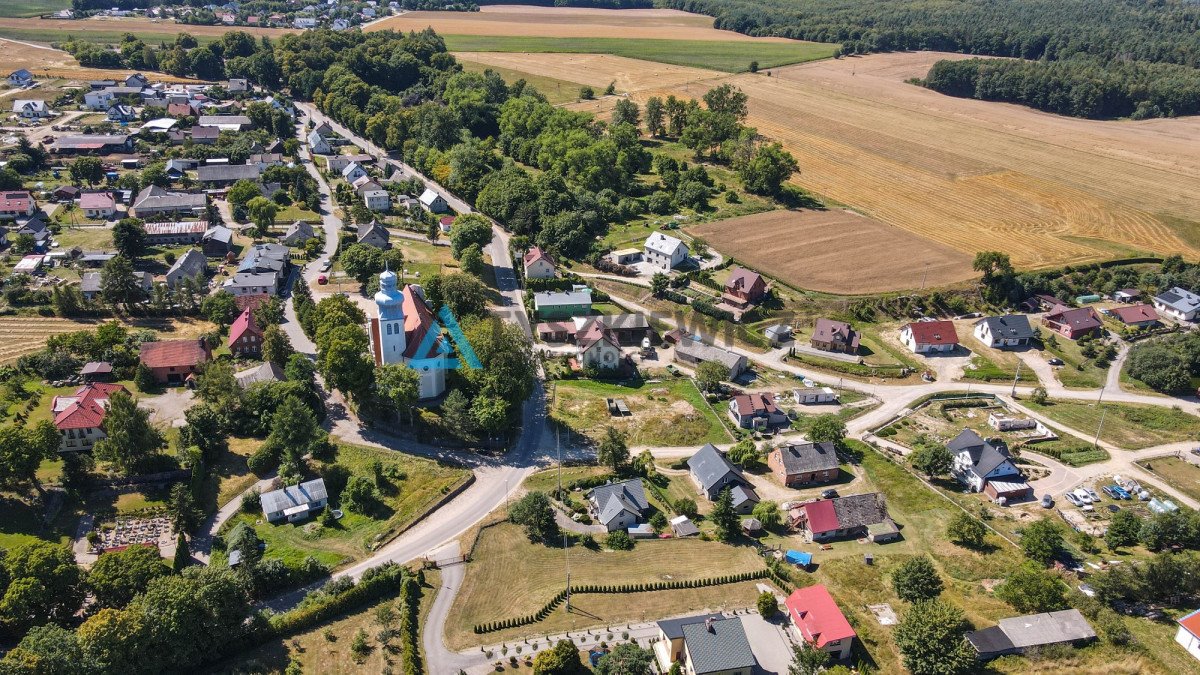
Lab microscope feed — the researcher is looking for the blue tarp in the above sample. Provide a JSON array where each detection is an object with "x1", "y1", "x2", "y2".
[{"x1": 785, "y1": 550, "x2": 812, "y2": 566}]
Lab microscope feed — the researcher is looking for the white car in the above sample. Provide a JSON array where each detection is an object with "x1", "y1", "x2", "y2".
[
  {"x1": 1072, "y1": 488, "x2": 1093, "y2": 504},
  {"x1": 1063, "y1": 492, "x2": 1083, "y2": 507},
  {"x1": 1085, "y1": 488, "x2": 1101, "y2": 502}
]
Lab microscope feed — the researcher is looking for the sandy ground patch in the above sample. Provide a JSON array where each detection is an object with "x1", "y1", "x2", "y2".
[
  {"x1": 452, "y1": 51, "x2": 724, "y2": 93},
  {"x1": 371, "y1": 6, "x2": 791, "y2": 41},
  {"x1": 0, "y1": 37, "x2": 197, "y2": 81},
  {"x1": 687, "y1": 209, "x2": 974, "y2": 293}
]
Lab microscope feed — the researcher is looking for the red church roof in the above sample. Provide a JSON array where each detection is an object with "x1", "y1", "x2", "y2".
[
  {"x1": 228, "y1": 307, "x2": 262, "y2": 347},
  {"x1": 785, "y1": 585, "x2": 856, "y2": 648},
  {"x1": 53, "y1": 382, "x2": 127, "y2": 430}
]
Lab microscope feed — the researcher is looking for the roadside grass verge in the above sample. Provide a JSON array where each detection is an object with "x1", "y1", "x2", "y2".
[
  {"x1": 1137, "y1": 456, "x2": 1200, "y2": 504},
  {"x1": 1023, "y1": 400, "x2": 1200, "y2": 450}
]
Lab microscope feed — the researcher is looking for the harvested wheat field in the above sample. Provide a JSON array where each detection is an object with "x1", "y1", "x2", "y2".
[
  {"x1": 454, "y1": 51, "x2": 724, "y2": 94},
  {"x1": 0, "y1": 316, "x2": 96, "y2": 364},
  {"x1": 0, "y1": 16, "x2": 293, "y2": 43},
  {"x1": 631, "y1": 51, "x2": 1200, "y2": 269},
  {"x1": 370, "y1": 6, "x2": 783, "y2": 42},
  {"x1": 689, "y1": 209, "x2": 974, "y2": 293},
  {"x1": 0, "y1": 38, "x2": 187, "y2": 81}
]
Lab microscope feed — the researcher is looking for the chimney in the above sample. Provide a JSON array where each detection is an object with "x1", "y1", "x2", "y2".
[{"x1": 705, "y1": 617, "x2": 714, "y2": 633}]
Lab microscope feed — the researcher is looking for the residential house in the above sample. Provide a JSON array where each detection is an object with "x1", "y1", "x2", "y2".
[
  {"x1": 899, "y1": 320, "x2": 959, "y2": 353},
  {"x1": 52, "y1": 185, "x2": 80, "y2": 203},
  {"x1": 367, "y1": 269, "x2": 448, "y2": 399},
  {"x1": 0, "y1": 191, "x2": 36, "y2": 220},
  {"x1": 768, "y1": 441, "x2": 840, "y2": 487},
  {"x1": 165, "y1": 248, "x2": 207, "y2": 289},
  {"x1": 224, "y1": 272, "x2": 278, "y2": 296},
  {"x1": 1113, "y1": 288, "x2": 1142, "y2": 303},
  {"x1": 1153, "y1": 287, "x2": 1200, "y2": 322},
  {"x1": 80, "y1": 270, "x2": 151, "y2": 300},
  {"x1": 673, "y1": 337, "x2": 748, "y2": 379},
  {"x1": 966, "y1": 609, "x2": 1095, "y2": 661},
  {"x1": 227, "y1": 78, "x2": 249, "y2": 93},
  {"x1": 1176, "y1": 608, "x2": 1200, "y2": 663},
  {"x1": 643, "y1": 232, "x2": 688, "y2": 271},
  {"x1": 125, "y1": 73, "x2": 149, "y2": 89},
  {"x1": 281, "y1": 220, "x2": 316, "y2": 246},
  {"x1": 84, "y1": 90, "x2": 115, "y2": 110},
  {"x1": 1042, "y1": 305, "x2": 1102, "y2": 340},
  {"x1": 51, "y1": 383, "x2": 128, "y2": 452},
  {"x1": 294, "y1": 16, "x2": 317, "y2": 28},
  {"x1": 202, "y1": 225, "x2": 234, "y2": 257},
  {"x1": 653, "y1": 615, "x2": 757, "y2": 675},
  {"x1": 249, "y1": 153, "x2": 285, "y2": 169},
  {"x1": 722, "y1": 267, "x2": 767, "y2": 308},
  {"x1": 534, "y1": 287, "x2": 593, "y2": 319},
  {"x1": 143, "y1": 221, "x2": 207, "y2": 246},
  {"x1": 167, "y1": 101, "x2": 199, "y2": 118},
  {"x1": 189, "y1": 126, "x2": 219, "y2": 144},
  {"x1": 687, "y1": 443, "x2": 759, "y2": 513},
  {"x1": 363, "y1": 189, "x2": 390, "y2": 212},
  {"x1": 139, "y1": 338, "x2": 212, "y2": 384},
  {"x1": 1110, "y1": 304, "x2": 1160, "y2": 328},
  {"x1": 522, "y1": 246, "x2": 556, "y2": 279},
  {"x1": 790, "y1": 492, "x2": 899, "y2": 543},
  {"x1": 810, "y1": 319, "x2": 860, "y2": 354},
  {"x1": 236, "y1": 361, "x2": 285, "y2": 388},
  {"x1": 198, "y1": 114, "x2": 252, "y2": 131},
  {"x1": 418, "y1": 188, "x2": 448, "y2": 213},
  {"x1": 7, "y1": 69, "x2": 33, "y2": 87},
  {"x1": 341, "y1": 161, "x2": 368, "y2": 183},
  {"x1": 228, "y1": 308, "x2": 263, "y2": 356},
  {"x1": 313, "y1": 121, "x2": 333, "y2": 136},
  {"x1": 164, "y1": 158, "x2": 196, "y2": 179},
  {"x1": 973, "y1": 314, "x2": 1035, "y2": 349},
  {"x1": 576, "y1": 320, "x2": 622, "y2": 370},
  {"x1": 764, "y1": 324, "x2": 792, "y2": 346},
  {"x1": 948, "y1": 429, "x2": 1030, "y2": 500},
  {"x1": 15, "y1": 217, "x2": 49, "y2": 245},
  {"x1": 794, "y1": 382, "x2": 837, "y2": 404},
  {"x1": 728, "y1": 392, "x2": 787, "y2": 429},
  {"x1": 262, "y1": 478, "x2": 328, "y2": 523},
  {"x1": 356, "y1": 220, "x2": 390, "y2": 249},
  {"x1": 12, "y1": 99, "x2": 50, "y2": 119},
  {"x1": 197, "y1": 163, "x2": 262, "y2": 187},
  {"x1": 786, "y1": 585, "x2": 857, "y2": 661},
  {"x1": 107, "y1": 104, "x2": 137, "y2": 122},
  {"x1": 574, "y1": 314, "x2": 652, "y2": 345},
  {"x1": 352, "y1": 176, "x2": 382, "y2": 194},
  {"x1": 131, "y1": 185, "x2": 206, "y2": 219},
  {"x1": 12, "y1": 254, "x2": 44, "y2": 273},
  {"x1": 79, "y1": 192, "x2": 116, "y2": 220},
  {"x1": 586, "y1": 479, "x2": 650, "y2": 531},
  {"x1": 53, "y1": 134, "x2": 133, "y2": 154}
]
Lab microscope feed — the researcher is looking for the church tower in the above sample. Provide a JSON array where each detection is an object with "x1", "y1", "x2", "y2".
[{"x1": 374, "y1": 267, "x2": 406, "y2": 364}]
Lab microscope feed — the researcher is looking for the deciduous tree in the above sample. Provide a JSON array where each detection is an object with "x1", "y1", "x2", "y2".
[
  {"x1": 93, "y1": 390, "x2": 165, "y2": 475},
  {"x1": 893, "y1": 600, "x2": 975, "y2": 675},
  {"x1": 891, "y1": 556, "x2": 943, "y2": 602}
]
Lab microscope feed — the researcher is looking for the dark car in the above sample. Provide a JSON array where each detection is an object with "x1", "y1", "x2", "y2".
[
  {"x1": 820, "y1": 489, "x2": 839, "y2": 499},
  {"x1": 1047, "y1": 357, "x2": 1064, "y2": 366}
]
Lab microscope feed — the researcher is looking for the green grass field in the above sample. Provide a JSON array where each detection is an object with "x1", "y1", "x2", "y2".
[
  {"x1": 1024, "y1": 400, "x2": 1200, "y2": 450},
  {"x1": 551, "y1": 376, "x2": 730, "y2": 447},
  {"x1": 443, "y1": 35, "x2": 837, "y2": 73},
  {"x1": 1138, "y1": 456, "x2": 1200, "y2": 504},
  {"x1": 0, "y1": 0, "x2": 69, "y2": 18},
  {"x1": 458, "y1": 58, "x2": 582, "y2": 105}
]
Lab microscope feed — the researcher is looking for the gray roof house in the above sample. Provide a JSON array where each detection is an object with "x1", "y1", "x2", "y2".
[
  {"x1": 197, "y1": 163, "x2": 262, "y2": 186},
  {"x1": 224, "y1": 272, "x2": 279, "y2": 296},
  {"x1": 165, "y1": 248, "x2": 207, "y2": 289},
  {"x1": 687, "y1": 443, "x2": 759, "y2": 513},
  {"x1": 81, "y1": 270, "x2": 152, "y2": 300},
  {"x1": 586, "y1": 479, "x2": 650, "y2": 532},
  {"x1": 948, "y1": 429, "x2": 1023, "y2": 493},
  {"x1": 197, "y1": 114, "x2": 252, "y2": 130},
  {"x1": 768, "y1": 441, "x2": 840, "y2": 488},
  {"x1": 308, "y1": 130, "x2": 332, "y2": 154},
  {"x1": 236, "y1": 361, "x2": 286, "y2": 388},
  {"x1": 131, "y1": 185, "x2": 206, "y2": 218},
  {"x1": 202, "y1": 225, "x2": 234, "y2": 257},
  {"x1": 1153, "y1": 286, "x2": 1200, "y2": 322},
  {"x1": 261, "y1": 478, "x2": 328, "y2": 523},
  {"x1": 674, "y1": 337, "x2": 748, "y2": 378},
  {"x1": 281, "y1": 220, "x2": 316, "y2": 246},
  {"x1": 673, "y1": 616, "x2": 757, "y2": 675},
  {"x1": 973, "y1": 315, "x2": 1035, "y2": 349},
  {"x1": 966, "y1": 609, "x2": 1095, "y2": 660},
  {"x1": 356, "y1": 221, "x2": 390, "y2": 249}
]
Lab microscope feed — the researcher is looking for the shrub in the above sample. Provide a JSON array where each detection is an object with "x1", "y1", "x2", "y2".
[{"x1": 606, "y1": 531, "x2": 634, "y2": 551}]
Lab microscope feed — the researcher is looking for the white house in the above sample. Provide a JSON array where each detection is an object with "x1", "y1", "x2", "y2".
[
  {"x1": 12, "y1": 100, "x2": 50, "y2": 119},
  {"x1": 1153, "y1": 287, "x2": 1200, "y2": 322},
  {"x1": 522, "y1": 246, "x2": 556, "y2": 280},
  {"x1": 294, "y1": 16, "x2": 318, "y2": 28},
  {"x1": 973, "y1": 315, "x2": 1035, "y2": 349},
  {"x1": 363, "y1": 189, "x2": 390, "y2": 212},
  {"x1": 794, "y1": 383, "x2": 837, "y2": 404},
  {"x1": 7, "y1": 69, "x2": 33, "y2": 87},
  {"x1": 341, "y1": 161, "x2": 368, "y2": 183},
  {"x1": 576, "y1": 320, "x2": 622, "y2": 370},
  {"x1": 948, "y1": 429, "x2": 1022, "y2": 492},
  {"x1": 419, "y1": 188, "x2": 448, "y2": 213},
  {"x1": 643, "y1": 232, "x2": 688, "y2": 271},
  {"x1": 261, "y1": 478, "x2": 328, "y2": 523},
  {"x1": 79, "y1": 192, "x2": 116, "y2": 219},
  {"x1": 586, "y1": 479, "x2": 650, "y2": 532},
  {"x1": 900, "y1": 320, "x2": 959, "y2": 353},
  {"x1": 1177, "y1": 609, "x2": 1200, "y2": 664},
  {"x1": 308, "y1": 130, "x2": 332, "y2": 155},
  {"x1": 84, "y1": 90, "x2": 115, "y2": 111}
]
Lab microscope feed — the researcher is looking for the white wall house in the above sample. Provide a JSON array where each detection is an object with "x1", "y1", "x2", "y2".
[
  {"x1": 1177, "y1": 610, "x2": 1200, "y2": 664},
  {"x1": 644, "y1": 232, "x2": 688, "y2": 271},
  {"x1": 1153, "y1": 287, "x2": 1200, "y2": 322},
  {"x1": 363, "y1": 189, "x2": 390, "y2": 212}
]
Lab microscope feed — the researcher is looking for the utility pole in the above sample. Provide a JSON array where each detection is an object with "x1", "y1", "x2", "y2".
[
  {"x1": 1010, "y1": 359, "x2": 1022, "y2": 397},
  {"x1": 558, "y1": 428, "x2": 570, "y2": 613},
  {"x1": 1093, "y1": 406, "x2": 1107, "y2": 448},
  {"x1": 920, "y1": 263, "x2": 929, "y2": 291}
]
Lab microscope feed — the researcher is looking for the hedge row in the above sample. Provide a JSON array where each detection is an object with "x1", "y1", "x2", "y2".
[
  {"x1": 398, "y1": 576, "x2": 423, "y2": 675},
  {"x1": 269, "y1": 563, "x2": 408, "y2": 636},
  {"x1": 692, "y1": 297, "x2": 735, "y2": 323},
  {"x1": 472, "y1": 570, "x2": 768, "y2": 634}
]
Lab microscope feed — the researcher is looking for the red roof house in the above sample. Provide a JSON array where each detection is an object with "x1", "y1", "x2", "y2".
[
  {"x1": 786, "y1": 585, "x2": 857, "y2": 660},
  {"x1": 723, "y1": 267, "x2": 767, "y2": 308},
  {"x1": 1042, "y1": 306, "x2": 1102, "y2": 340},
  {"x1": 139, "y1": 338, "x2": 212, "y2": 384},
  {"x1": 1109, "y1": 304, "x2": 1159, "y2": 328},
  {"x1": 728, "y1": 392, "x2": 787, "y2": 429},
  {"x1": 900, "y1": 320, "x2": 959, "y2": 353},
  {"x1": 52, "y1": 382, "x2": 128, "y2": 452},
  {"x1": 228, "y1": 308, "x2": 263, "y2": 357},
  {"x1": 522, "y1": 246, "x2": 557, "y2": 280},
  {"x1": 0, "y1": 190, "x2": 35, "y2": 219}
]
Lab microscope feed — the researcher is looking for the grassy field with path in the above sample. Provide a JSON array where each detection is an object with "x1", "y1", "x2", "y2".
[
  {"x1": 1138, "y1": 456, "x2": 1200, "y2": 504},
  {"x1": 551, "y1": 376, "x2": 730, "y2": 447},
  {"x1": 1024, "y1": 400, "x2": 1200, "y2": 450}
]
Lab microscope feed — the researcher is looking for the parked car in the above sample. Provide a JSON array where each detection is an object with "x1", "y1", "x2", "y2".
[
  {"x1": 1085, "y1": 487, "x2": 1101, "y2": 502},
  {"x1": 319, "y1": 259, "x2": 331, "y2": 272},
  {"x1": 1040, "y1": 494, "x2": 1054, "y2": 508},
  {"x1": 1110, "y1": 485, "x2": 1132, "y2": 500},
  {"x1": 820, "y1": 489, "x2": 838, "y2": 500},
  {"x1": 1063, "y1": 492, "x2": 1083, "y2": 507},
  {"x1": 317, "y1": 274, "x2": 328, "y2": 285},
  {"x1": 1073, "y1": 488, "x2": 1094, "y2": 504},
  {"x1": 1101, "y1": 485, "x2": 1121, "y2": 499},
  {"x1": 1047, "y1": 357, "x2": 1064, "y2": 366}
]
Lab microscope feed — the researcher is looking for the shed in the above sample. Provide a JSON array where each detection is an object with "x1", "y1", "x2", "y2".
[
  {"x1": 670, "y1": 515, "x2": 699, "y2": 537},
  {"x1": 628, "y1": 523, "x2": 656, "y2": 538}
]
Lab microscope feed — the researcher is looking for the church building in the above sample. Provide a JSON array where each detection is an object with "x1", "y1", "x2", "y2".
[{"x1": 367, "y1": 268, "x2": 447, "y2": 400}]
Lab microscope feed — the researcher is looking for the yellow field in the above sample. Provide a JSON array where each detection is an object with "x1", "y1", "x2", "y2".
[
  {"x1": 546, "y1": 50, "x2": 1200, "y2": 270},
  {"x1": 0, "y1": 316, "x2": 96, "y2": 364},
  {"x1": 0, "y1": 16, "x2": 294, "y2": 41},
  {"x1": 454, "y1": 51, "x2": 724, "y2": 95},
  {"x1": 370, "y1": 5, "x2": 790, "y2": 42},
  {"x1": 0, "y1": 38, "x2": 202, "y2": 81}
]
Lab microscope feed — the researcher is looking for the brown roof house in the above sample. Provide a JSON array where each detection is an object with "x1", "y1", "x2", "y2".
[
  {"x1": 1109, "y1": 304, "x2": 1160, "y2": 328},
  {"x1": 768, "y1": 441, "x2": 840, "y2": 488},
  {"x1": 790, "y1": 492, "x2": 899, "y2": 543},
  {"x1": 722, "y1": 267, "x2": 767, "y2": 310},
  {"x1": 728, "y1": 392, "x2": 788, "y2": 429},
  {"x1": 810, "y1": 318, "x2": 860, "y2": 355},
  {"x1": 139, "y1": 338, "x2": 212, "y2": 384},
  {"x1": 1042, "y1": 306, "x2": 1102, "y2": 340}
]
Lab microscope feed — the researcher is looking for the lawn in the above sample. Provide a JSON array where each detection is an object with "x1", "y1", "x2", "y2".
[
  {"x1": 0, "y1": 0, "x2": 69, "y2": 18},
  {"x1": 522, "y1": 465, "x2": 612, "y2": 494},
  {"x1": 550, "y1": 376, "x2": 730, "y2": 447},
  {"x1": 1021, "y1": 436, "x2": 1110, "y2": 467},
  {"x1": 1023, "y1": 400, "x2": 1200, "y2": 450},
  {"x1": 52, "y1": 226, "x2": 113, "y2": 251},
  {"x1": 203, "y1": 435, "x2": 263, "y2": 512},
  {"x1": 458, "y1": 58, "x2": 581, "y2": 105},
  {"x1": 217, "y1": 443, "x2": 470, "y2": 569},
  {"x1": 1137, "y1": 456, "x2": 1200, "y2": 504},
  {"x1": 0, "y1": 493, "x2": 74, "y2": 549},
  {"x1": 441, "y1": 35, "x2": 838, "y2": 73},
  {"x1": 444, "y1": 521, "x2": 766, "y2": 649},
  {"x1": 1042, "y1": 338, "x2": 1108, "y2": 389}
]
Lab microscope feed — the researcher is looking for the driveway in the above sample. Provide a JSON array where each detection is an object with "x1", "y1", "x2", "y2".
[{"x1": 141, "y1": 387, "x2": 195, "y2": 428}]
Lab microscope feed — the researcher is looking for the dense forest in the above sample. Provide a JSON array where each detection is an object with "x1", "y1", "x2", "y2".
[{"x1": 660, "y1": 0, "x2": 1200, "y2": 118}]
